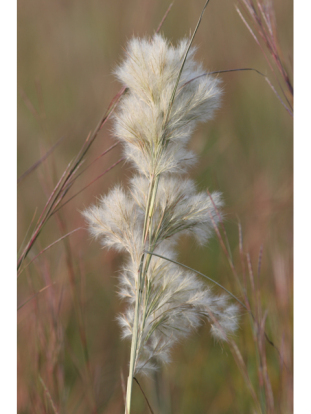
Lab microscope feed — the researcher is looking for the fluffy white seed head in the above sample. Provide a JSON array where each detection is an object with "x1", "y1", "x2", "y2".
[
  {"x1": 130, "y1": 175, "x2": 223, "y2": 245},
  {"x1": 82, "y1": 186, "x2": 144, "y2": 262},
  {"x1": 114, "y1": 34, "x2": 222, "y2": 176},
  {"x1": 84, "y1": 34, "x2": 238, "y2": 376},
  {"x1": 117, "y1": 247, "x2": 239, "y2": 374}
]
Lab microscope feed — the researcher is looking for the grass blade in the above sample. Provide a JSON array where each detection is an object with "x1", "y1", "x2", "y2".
[
  {"x1": 144, "y1": 250, "x2": 247, "y2": 310},
  {"x1": 133, "y1": 377, "x2": 155, "y2": 414},
  {"x1": 163, "y1": 0, "x2": 211, "y2": 134},
  {"x1": 18, "y1": 136, "x2": 65, "y2": 184},
  {"x1": 39, "y1": 375, "x2": 59, "y2": 414},
  {"x1": 155, "y1": 2, "x2": 174, "y2": 34}
]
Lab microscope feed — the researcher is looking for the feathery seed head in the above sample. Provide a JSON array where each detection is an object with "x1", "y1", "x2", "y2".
[
  {"x1": 84, "y1": 34, "x2": 238, "y2": 376},
  {"x1": 130, "y1": 175, "x2": 223, "y2": 245},
  {"x1": 117, "y1": 248, "x2": 239, "y2": 374},
  {"x1": 82, "y1": 186, "x2": 144, "y2": 258},
  {"x1": 114, "y1": 34, "x2": 222, "y2": 176}
]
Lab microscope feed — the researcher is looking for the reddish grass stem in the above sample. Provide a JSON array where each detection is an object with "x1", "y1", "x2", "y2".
[
  {"x1": 18, "y1": 136, "x2": 65, "y2": 184},
  {"x1": 133, "y1": 378, "x2": 155, "y2": 414},
  {"x1": 236, "y1": 0, "x2": 293, "y2": 116},
  {"x1": 39, "y1": 375, "x2": 60, "y2": 414},
  {"x1": 155, "y1": 2, "x2": 174, "y2": 34},
  {"x1": 17, "y1": 87, "x2": 127, "y2": 271}
]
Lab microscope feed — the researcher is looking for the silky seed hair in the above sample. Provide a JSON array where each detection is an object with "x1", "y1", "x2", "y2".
[
  {"x1": 114, "y1": 34, "x2": 222, "y2": 176},
  {"x1": 84, "y1": 33, "x2": 239, "y2": 375}
]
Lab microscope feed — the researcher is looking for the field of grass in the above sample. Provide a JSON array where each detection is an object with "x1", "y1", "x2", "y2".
[{"x1": 17, "y1": 1, "x2": 293, "y2": 413}]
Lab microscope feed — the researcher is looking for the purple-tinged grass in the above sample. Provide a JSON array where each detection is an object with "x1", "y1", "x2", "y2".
[{"x1": 236, "y1": 0, "x2": 293, "y2": 116}]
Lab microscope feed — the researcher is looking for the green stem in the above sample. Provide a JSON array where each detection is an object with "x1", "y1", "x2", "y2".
[
  {"x1": 125, "y1": 255, "x2": 144, "y2": 414},
  {"x1": 125, "y1": 296, "x2": 139, "y2": 414},
  {"x1": 124, "y1": 4, "x2": 212, "y2": 411},
  {"x1": 125, "y1": 175, "x2": 160, "y2": 414}
]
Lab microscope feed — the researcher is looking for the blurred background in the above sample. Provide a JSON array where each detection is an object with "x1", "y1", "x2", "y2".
[{"x1": 17, "y1": 0, "x2": 293, "y2": 413}]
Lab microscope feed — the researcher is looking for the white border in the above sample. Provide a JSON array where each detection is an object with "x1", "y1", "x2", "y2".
[
  {"x1": 294, "y1": 0, "x2": 311, "y2": 411},
  {"x1": 10, "y1": 0, "x2": 305, "y2": 412},
  {"x1": 1, "y1": 1, "x2": 17, "y2": 413}
]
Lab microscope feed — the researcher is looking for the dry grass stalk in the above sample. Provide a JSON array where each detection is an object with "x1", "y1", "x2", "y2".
[
  {"x1": 236, "y1": 0, "x2": 293, "y2": 116},
  {"x1": 17, "y1": 88, "x2": 126, "y2": 271},
  {"x1": 84, "y1": 2, "x2": 242, "y2": 413}
]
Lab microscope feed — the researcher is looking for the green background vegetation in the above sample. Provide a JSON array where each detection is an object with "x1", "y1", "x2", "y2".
[{"x1": 17, "y1": 1, "x2": 293, "y2": 413}]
